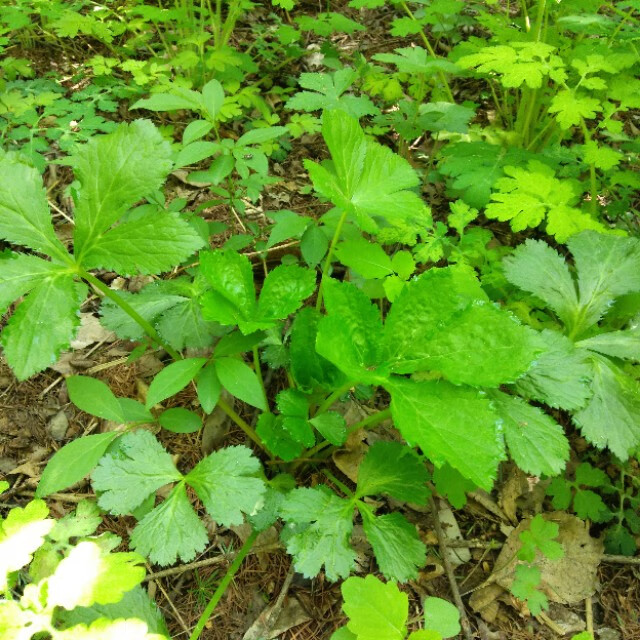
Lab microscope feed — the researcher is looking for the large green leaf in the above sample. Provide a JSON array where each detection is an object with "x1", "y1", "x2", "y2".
[
  {"x1": 386, "y1": 378, "x2": 504, "y2": 489},
  {"x1": 145, "y1": 358, "x2": 207, "y2": 408},
  {"x1": 0, "y1": 156, "x2": 69, "y2": 260},
  {"x1": 573, "y1": 355, "x2": 640, "y2": 460},
  {"x1": 503, "y1": 239, "x2": 579, "y2": 327},
  {"x1": 214, "y1": 357, "x2": 266, "y2": 410},
  {"x1": 578, "y1": 328, "x2": 640, "y2": 361},
  {"x1": 72, "y1": 120, "x2": 173, "y2": 260},
  {"x1": 569, "y1": 231, "x2": 640, "y2": 334},
  {"x1": 304, "y1": 110, "x2": 424, "y2": 233},
  {"x1": 334, "y1": 238, "x2": 394, "y2": 279},
  {"x1": 0, "y1": 253, "x2": 69, "y2": 313},
  {"x1": 490, "y1": 391, "x2": 569, "y2": 477},
  {"x1": 316, "y1": 279, "x2": 387, "y2": 384},
  {"x1": 256, "y1": 264, "x2": 316, "y2": 323},
  {"x1": 1, "y1": 275, "x2": 87, "y2": 380},
  {"x1": 82, "y1": 212, "x2": 204, "y2": 275},
  {"x1": 340, "y1": 575, "x2": 408, "y2": 640}
]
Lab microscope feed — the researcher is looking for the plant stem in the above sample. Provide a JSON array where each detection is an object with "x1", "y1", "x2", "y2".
[
  {"x1": 79, "y1": 270, "x2": 181, "y2": 360},
  {"x1": 314, "y1": 380, "x2": 355, "y2": 416},
  {"x1": 188, "y1": 529, "x2": 259, "y2": 640},
  {"x1": 217, "y1": 397, "x2": 268, "y2": 452},
  {"x1": 532, "y1": 0, "x2": 547, "y2": 42},
  {"x1": 398, "y1": 1, "x2": 455, "y2": 102},
  {"x1": 252, "y1": 345, "x2": 269, "y2": 412},
  {"x1": 316, "y1": 208, "x2": 349, "y2": 311},
  {"x1": 323, "y1": 469, "x2": 353, "y2": 498}
]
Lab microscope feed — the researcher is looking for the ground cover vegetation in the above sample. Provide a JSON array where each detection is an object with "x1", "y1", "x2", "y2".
[{"x1": 0, "y1": 0, "x2": 639, "y2": 637}]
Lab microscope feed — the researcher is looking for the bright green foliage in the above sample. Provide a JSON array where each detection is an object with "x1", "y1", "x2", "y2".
[
  {"x1": 286, "y1": 68, "x2": 378, "y2": 118},
  {"x1": 549, "y1": 90, "x2": 601, "y2": 129},
  {"x1": 510, "y1": 564, "x2": 547, "y2": 616},
  {"x1": 332, "y1": 575, "x2": 460, "y2": 640},
  {"x1": 373, "y1": 47, "x2": 460, "y2": 76},
  {"x1": 517, "y1": 515, "x2": 564, "y2": 563},
  {"x1": 281, "y1": 442, "x2": 427, "y2": 581},
  {"x1": 505, "y1": 232, "x2": 640, "y2": 458},
  {"x1": 304, "y1": 110, "x2": 427, "y2": 235},
  {"x1": 458, "y1": 42, "x2": 566, "y2": 89},
  {"x1": 92, "y1": 431, "x2": 265, "y2": 564},
  {"x1": 199, "y1": 249, "x2": 315, "y2": 334},
  {"x1": 0, "y1": 498, "x2": 165, "y2": 640},
  {"x1": 485, "y1": 161, "x2": 605, "y2": 241},
  {"x1": 432, "y1": 464, "x2": 476, "y2": 509},
  {"x1": 0, "y1": 121, "x2": 203, "y2": 380},
  {"x1": 547, "y1": 463, "x2": 612, "y2": 523}
]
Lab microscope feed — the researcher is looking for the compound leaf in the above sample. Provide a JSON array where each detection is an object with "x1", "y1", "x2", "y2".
[{"x1": 257, "y1": 264, "x2": 316, "y2": 322}]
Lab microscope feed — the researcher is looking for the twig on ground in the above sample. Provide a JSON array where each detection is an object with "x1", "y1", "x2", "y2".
[
  {"x1": 537, "y1": 611, "x2": 566, "y2": 636},
  {"x1": 144, "y1": 543, "x2": 283, "y2": 582},
  {"x1": 18, "y1": 490, "x2": 93, "y2": 503},
  {"x1": 586, "y1": 596, "x2": 594, "y2": 635},
  {"x1": 147, "y1": 562, "x2": 191, "y2": 636},
  {"x1": 429, "y1": 496, "x2": 474, "y2": 640}
]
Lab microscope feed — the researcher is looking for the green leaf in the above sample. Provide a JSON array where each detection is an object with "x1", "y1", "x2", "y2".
[
  {"x1": 422, "y1": 597, "x2": 460, "y2": 638},
  {"x1": 237, "y1": 126, "x2": 288, "y2": 146},
  {"x1": 510, "y1": 564, "x2": 547, "y2": 615},
  {"x1": 578, "y1": 328, "x2": 640, "y2": 361},
  {"x1": 0, "y1": 254, "x2": 67, "y2": 314},
  {"x1": 36, "y1": 433, "x2": 118, "y2": 498},
  {"x1": 316, "y1": 279, "x2": 386, "y2": 384},
  {"x1": 280, "y1": 487, "x2": 355, "y2": 580},
  {"x1": 131, "y1": 483, "x2": 208, "y2": 565},
  {"x1": 490, "y1": 391, "x2": 569, "y2": 477},
  {"x1": 55, "y1": 617, "x2": 165, "y2": 640},
  {"x1": 214, "y1": 357, "x2": 266, "y2": 410},
  {"x1": 503, "y1": 239, "x2": 578, "y2": 327},
  {"x1": 197, "y1": 363, "x2": 222, "y2": 414},
  {"x1": 573, "y1": 355, "x2": 640, "y2": 460},
  {"x1": 569, "y1": 231, "x2": 640, "y2": 333},
  {"x1": 1, "y1": 275, "x2": 87, "y2": 380},
  {"x1": 47, "y1": 540, "x2": 145, "y2": 609},
  {"x1": 62, "y1": 585, "x2": 169, "y2": 637},
  {"x1": 305, "y1": 110, "x2": 424, "y2": 234},
  {"x1": 335, "y1": 238, "x2": 393, "y2": 279},
  {"x1": 356, "y1": 441, "x2": 429, "y2": 503},
  {"x1": 438, "y1": 141, "x2": 531, "y2": 209},
  {"x1": 182, "y1": 119, "x2": 213, "y2": 145},
  {"x1": 300, "y1": 224, "x2": 329, "y2": 266},
  {"x1": 374, "y1": 47, "x2": 459, "y2": 75},
  {"x1": 386, "y1": 378, "x2": 503, "y2": 489},
  {"x1": 201, "y1": 79, "x2": 225, "y2": 120},
  {"x1": 158, "y1": 408, "x2": 202, "y2": 433},
  {"x1": 82, "y1": 211, "x2": 204, "y2": 275},
  {"x1": 458, "y1": 42, "x2": 566, "y2": 89},
  {"x1": 267, "y1": 210, "x2": 311, "y2": 248},
  {"x1": 341, "y1": 575, "x2": 407, "y2": 640},
  {"x1": 131, "y1": 90, "x2": 202, "y2": 113},
  {"x1": 309, "y1": 412, "x2": 347, "y2": 445},
  {"x1": 185, "y1": 445, "x2": 265, "y2": 526},
  {"x1": 0, "y1": 155, "x2": 68, "y2": 259},
  {"x1": 514, "y1": 331, "x2": 593, "y2": 410},
  {"x1": 257, "y1": 264, "x2": 316, "y2": 323},
  {"x1": 573, "y1": 489, "x2": 610, "y2": 522},
  {"x1": 256, "y1": 413, "x2": 304, "y2": 461},
  {"x1": 72, "y1": 120, "x2": 173, "y2": 260},
  {"x1": 518, "y1": 515, "x2": 563, "y2": 562},
  {"x1": 174, "y1": 141, "x2": 218, "y2": 168},
  {"x1": 67, "y1": 376, "x2": 124, "y2": 422},
  {"x1": 290, "y1": 308, "x2": 344, "y2": 391},
  {"x1": 432, "y1": 464, "x2": 475, "y2": 509},
  {"x1": 549, "y1": 90, "x2": 601, "y2": 129},
  {"x1": 360, "y1": 509, "x2": 426, "y2": 582},
  {"x1": 0, "y1": 499, "x2": 53, "y2": 590},
  {"x1": 146, "y1": 358, "x2": 208, "y2": 408},
  {"x1": 48, "y1": 500, "x2": 102, "y2": 543},
  {"x1": 92, "y1": 430, "x2": 183, "y2": 514}
]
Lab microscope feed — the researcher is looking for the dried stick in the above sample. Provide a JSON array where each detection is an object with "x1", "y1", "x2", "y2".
[{"x1": 429, "y1": 496, "x2": 474, "y2": 640}]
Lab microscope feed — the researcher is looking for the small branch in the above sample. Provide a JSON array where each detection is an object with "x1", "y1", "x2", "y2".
[
  {"x1": 143, "y1": 542, "x2": 283, "y2": 581},
  {"x1": 429, "y1": 496, "x2": 474, "y2": 640},
  {"x1": 217, "y1": 397, "x2": 269, "y2": 453},
  {"x1": 586, "y1": 596, "x2": 594, "y2": 635}
]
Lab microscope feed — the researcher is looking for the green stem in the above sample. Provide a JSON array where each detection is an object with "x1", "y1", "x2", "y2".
[
  {"x1": 316, "y1": 209, "x2": 349, "y2": 311},
  {"x1": 324, "y1": 469, "x2": 354, "y2": 498},
  {"x1": 579, "y1": 118, "x2": 599, "y2": 214},
  {"x1": 314, "y1": 381, "x2": 356, "y2": 416},
  {"x1": 79, "y1": 270, "x2": 181, "y2": 360},
  {"x1": 188, "y1": 530, "x2": 259, "y2": 640},
  {"x1": 217, "y1": 398, "x2": 268, "y2": 453},
  {"x1": 532, "y1": 0, "x2": 547, "y2": 42},
  {"x1": 253, "y1": 345, "x2": 270, "y2": 412},
  {"x1": 398, "y1": 1, "x2": 455, "y2": 102}
]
